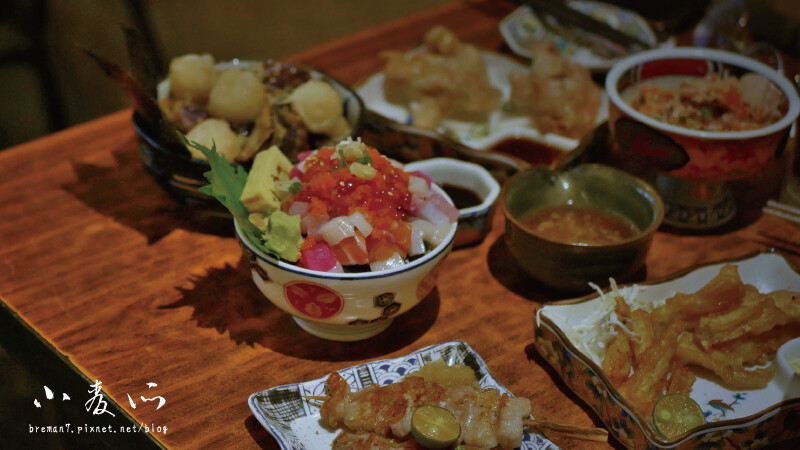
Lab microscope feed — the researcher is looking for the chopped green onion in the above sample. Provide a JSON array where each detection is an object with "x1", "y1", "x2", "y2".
[
  {"x1": 356, "y1": 149, "x2": 372, "y2": 165},
  {"x1": 337, "y1": 148, "x2": 350, "y2": 169}
]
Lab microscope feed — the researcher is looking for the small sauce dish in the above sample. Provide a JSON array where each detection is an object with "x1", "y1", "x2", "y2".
[
  {"x1": 775, "y1": 337, "x2": 800, "y2": 399},
  {"x1": 405, "y1": 158, "x2": 501, "y2": 248}
]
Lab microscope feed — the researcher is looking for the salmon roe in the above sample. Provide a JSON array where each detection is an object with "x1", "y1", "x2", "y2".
[{"x1": 286, "y1": 146, "x2": 412, "y2": 236}]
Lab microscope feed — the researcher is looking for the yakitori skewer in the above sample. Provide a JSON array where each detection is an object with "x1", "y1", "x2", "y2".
[{"x1": 302, "y1": 395, "x2": 608, "y2": 443}]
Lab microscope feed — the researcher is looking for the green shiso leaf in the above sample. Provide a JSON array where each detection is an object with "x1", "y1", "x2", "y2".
[{"x1": 181, "y1": 134, "x2": 280, "y2": 259}]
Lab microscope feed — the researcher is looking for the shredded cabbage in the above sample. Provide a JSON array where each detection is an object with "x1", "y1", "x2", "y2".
[{"x1": 562, "y1": 279, "x2": 647, "y2": 365}]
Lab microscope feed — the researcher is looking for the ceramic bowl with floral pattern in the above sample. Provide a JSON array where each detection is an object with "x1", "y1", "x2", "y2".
[
  {"x1": 534, "y1": 251, "x2": 800, "y2": 449},
  {"x1": 234, "y1": 163, "x2": 458, "y2": 342}
]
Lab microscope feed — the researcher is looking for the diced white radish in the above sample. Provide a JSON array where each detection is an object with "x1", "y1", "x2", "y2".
[
  {"x1": 369, "y1": 252, "x2": 405, "y2": 271},
  {"x1": 319, "y1": 216, "x2": 356, "y2": 246},
  {"x1": 348, "y1": 211, "x2": 373, "y2": 236},
  {"x1": 408, "y1": 226, "x2": 425, "y2": 256},
  {"x1": 408, "y1": 176, "x2": 430, "y2": 196}
]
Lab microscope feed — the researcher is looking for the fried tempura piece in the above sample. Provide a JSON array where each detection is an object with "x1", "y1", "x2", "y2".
[
  {"x1": 381, "y1": 25, "x2": 502, "y2": 128},
  {"x1": 649, "y1": 264, "x2": 746, "y2": 328},
  {"x1": 508, "y1": 40, "x2": 600, "y2": 139},
  {"x1": 675, "y1": 333, "x2": 775, "y2": 390},
  {"x1": 713, "y1": 323, "x2": 800, "y2": 367},
  {"x1": 602, "y1": 328, "x2": 633, "y2": 385},
  {"x1": 617, "y1": 324, "x2": 681, "y2": 414},
  {"x1": 667, "y1": 359, "x2": 696, "y2": 396}
]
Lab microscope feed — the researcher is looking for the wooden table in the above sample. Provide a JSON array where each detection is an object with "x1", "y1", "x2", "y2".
[{"x1": 2, "y1": 1, "x2": 799, "y2": 449}]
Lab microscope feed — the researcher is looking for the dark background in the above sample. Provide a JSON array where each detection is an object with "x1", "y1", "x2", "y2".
[
  {"x1": 0, "y1": 0, "x2": 449, "y2": 150},
  {"x1": 2, "y1": 0, "x2": 800, "y2": 150}
]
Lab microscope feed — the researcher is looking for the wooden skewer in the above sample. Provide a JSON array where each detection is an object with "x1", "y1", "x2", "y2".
[
  {"x1": 523, "y1": 419, "x2": 608, "y2": 443},
  {"x1": 302, "y1": 396, "x2": 608, "y2": 443}
]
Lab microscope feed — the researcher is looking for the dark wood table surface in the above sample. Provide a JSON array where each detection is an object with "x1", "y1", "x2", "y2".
[{"x1": 2, "y1": 1, "x2": 800, "y2": 448}]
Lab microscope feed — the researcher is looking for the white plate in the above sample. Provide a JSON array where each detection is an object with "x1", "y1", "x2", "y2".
[
  {"x1": 535, "y1": 251, "x2": 800, "y2": 448},
  {"x1": 499, "y1": 2, "x2": 669, "y2": 73},
  {"x1": 357, "y1": 51, "x2": 607, "y2": 153},
  {"x1": 248, "y1": 340, "x2": 557, "y2": 449}
]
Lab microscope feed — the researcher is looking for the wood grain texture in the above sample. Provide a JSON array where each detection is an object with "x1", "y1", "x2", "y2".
[{"x1": 1, "y1": 1, "x2": 799, "y2": 449}]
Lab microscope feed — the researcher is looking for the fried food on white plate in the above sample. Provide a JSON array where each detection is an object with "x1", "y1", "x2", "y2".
[
  {"x1": 508, "y1": 40, "x2": 601, "y2": 139},
  {"x1": 381, "y1": 25, "x2": 503, "y2": 129}
]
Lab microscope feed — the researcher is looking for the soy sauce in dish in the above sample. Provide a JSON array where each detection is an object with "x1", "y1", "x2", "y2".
[
  {"x1": 520, "y1": 205, "x2": 637, "y2": 245},
  {"x1": 491, "y1": 138, "x2": 563, "y2": 166},
  {"x1": 440, "y1": 183, "x2": 482, "y2": 209}
]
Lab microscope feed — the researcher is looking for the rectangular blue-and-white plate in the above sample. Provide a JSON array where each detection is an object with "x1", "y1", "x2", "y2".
[{"x1": 248, "y1": 340, "x2": 557, "y2": 449}]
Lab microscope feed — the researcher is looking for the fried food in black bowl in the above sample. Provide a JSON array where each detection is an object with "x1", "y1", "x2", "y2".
[{"x1": 133, "y1": 56, "x2": 364, "y2": 216}]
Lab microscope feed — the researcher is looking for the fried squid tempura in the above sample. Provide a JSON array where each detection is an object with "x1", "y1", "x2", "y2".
[
  {"x1": 602, "y1": 264, "x2": 800, "y2": 418},
  {"x1": 320, "y1": 372, "x2": 531, "y2": 449}
]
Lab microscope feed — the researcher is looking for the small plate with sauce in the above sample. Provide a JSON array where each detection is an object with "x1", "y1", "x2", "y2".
[
  {"x1": 356, "y1": 50, "x2": 607, "y2": 176},
  {"x1": 405, "y1": 158, "x2": 501, "y2": 248}
]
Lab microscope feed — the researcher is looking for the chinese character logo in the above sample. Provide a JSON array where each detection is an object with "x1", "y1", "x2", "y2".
[
  {"x1": 127, "y1": 382, "x2": 166, "y2": 410},
  {"x1": 85, "y1": 380, "x2": 115, "y2": 417},
  {"x1": 34, "y1": 385, "x2": 70, "y2": 408}
]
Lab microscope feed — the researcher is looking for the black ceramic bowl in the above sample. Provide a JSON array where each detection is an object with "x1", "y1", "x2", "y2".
[{"x1": 133, "y1": 61, "x2": 365, "y2": 216}]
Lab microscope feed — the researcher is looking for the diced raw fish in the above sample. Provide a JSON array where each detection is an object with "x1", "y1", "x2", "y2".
[
  {"x1": 369, "y1": 252, "x2": 405, "y2": 272},
  {"x1": 331, "y1": 231, "x2": 369, "y2": 265},
  {"x1": 409, "y1": 170, "x2": 432, "y2": 188},
  {"x1": 412, "y1": 193, "x2": 458, "y2": 225},
  {"x1": 408, "y1": 226, "x2": 425, "y2": 256},
  {"x1": 300, "y1": 240, "x2": 338, "y2": 272},
  {"x1": 320, "y1": 217, "x2": 356, "y2": 246},
  {"x1": 408, "y1": 175, "x2": 430, "y2": 195},
  {"x1": 410, "y1": 218, "x2": 451, "y2": 246},
  {"x1": 348, "y1": 211, "x2": 373, "y2": 236},
  {"x1": 288, "y1": 201, "x2": 309, "y2": 217}
]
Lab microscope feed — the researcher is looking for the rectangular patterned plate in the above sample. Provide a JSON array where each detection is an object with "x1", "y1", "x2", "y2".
[
  {"x1": 535, "y1": 251, "x2": 800, "y2": 449},
  {"x1": 248, "y1": 340, "x2": 556, "y2": 449}
]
